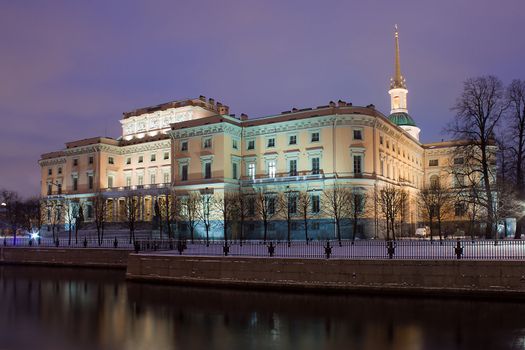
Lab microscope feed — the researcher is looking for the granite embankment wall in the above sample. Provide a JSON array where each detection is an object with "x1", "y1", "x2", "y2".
[
  {"x1": 0, "y1": 247, "x2": 130, "y2": 268},
  {"x1": 126, "y1": 254, "x2": 525, "y2": 298}
]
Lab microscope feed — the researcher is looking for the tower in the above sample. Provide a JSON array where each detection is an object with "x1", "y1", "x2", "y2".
[{"x1": 387, "y1": 25, "x2": 420, "y2": 141}]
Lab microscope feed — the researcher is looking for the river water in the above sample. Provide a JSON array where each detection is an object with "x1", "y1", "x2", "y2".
[{"x1": 1, "y1": 266, "x2": 525, "y2": 350}]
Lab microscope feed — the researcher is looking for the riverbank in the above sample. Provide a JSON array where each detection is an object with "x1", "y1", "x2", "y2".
[
  {"x1": 0, "y1": 247, "x2": 130, "y2": 269},
  {"x1": 126, "y1": 253, "x2": 525, "y2": 299}
]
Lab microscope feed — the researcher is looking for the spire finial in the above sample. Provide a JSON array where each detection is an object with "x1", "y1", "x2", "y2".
[{"x1": 391, "y1": 24, "x2": 406, "y2": 89}]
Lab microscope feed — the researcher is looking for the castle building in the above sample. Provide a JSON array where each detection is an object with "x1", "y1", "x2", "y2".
[{"x1": 39, "y1": 28, "x2": 484, "y2": 239}]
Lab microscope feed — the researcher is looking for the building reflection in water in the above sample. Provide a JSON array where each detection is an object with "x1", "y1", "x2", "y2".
[{"x1": 0, "y1": 265, "x2": 525, "y2": 350}]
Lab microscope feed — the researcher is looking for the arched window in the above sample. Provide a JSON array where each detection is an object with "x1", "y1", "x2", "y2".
[{"x1": 430, "y1": 175, "x2": 440, "y2": 187}]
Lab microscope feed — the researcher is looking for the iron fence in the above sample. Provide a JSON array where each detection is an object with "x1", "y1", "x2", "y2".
[{"x1": 3, "y1": 237, "x2": 525, "y2": 260}]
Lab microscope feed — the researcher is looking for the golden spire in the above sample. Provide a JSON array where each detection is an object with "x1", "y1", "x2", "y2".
[{"x1": 391, "y1": 24, "x2": 406, "y2": 89}]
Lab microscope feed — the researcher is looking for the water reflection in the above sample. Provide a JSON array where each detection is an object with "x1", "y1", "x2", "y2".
[{"x1": 1, "y1": 265, "x2": 525, "y2": 350}]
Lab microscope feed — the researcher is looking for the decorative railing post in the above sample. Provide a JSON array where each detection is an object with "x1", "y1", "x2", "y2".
[
  {"x1": 386, "y1": 240, "x2": 395, "y2": 259},
  {"x1": 454, "y1": 239, "x2": 463, "y2": 259},
  {"x1": 267, "y1": 242, "x2": 275, "y2": 257},
  {"x1": 325, "y1": 240, "x2": 332, "y2": 259}
]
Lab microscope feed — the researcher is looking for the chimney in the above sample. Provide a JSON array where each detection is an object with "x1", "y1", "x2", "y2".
[
  {"x1": 292, "y1": 107, "x2": 298, "y2": 112},
  {"x1": 208, "y1": 98, "x2": 215, "y2": 105},
  {"x1": 337, "y1": 100, "x2": 347, "y2": 107},
  {"x1": 240, "y1": 113, "x2": 249, "y2": 121},
  {"x1": 199, "y1": 95, "x2": 206, "y2": 102},
  {"x1": 329, "y1": 101, "x2": 336, "y2": 108},
  {"x1": 367, "y1": 104, "x2": 375, "y2": 109},
  {"x1": 218, "y1": 104, "x2": 229, "y2": 115}
]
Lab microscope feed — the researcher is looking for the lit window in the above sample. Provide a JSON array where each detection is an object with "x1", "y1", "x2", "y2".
[
  {"x1": 150, "y1": 173, "x2": 156, "y2": 184},
  {"x1": 125, "y1": 176, "x2": 131, "y2": 187},
  {"x1": 107, "y1": 176, "x2": 114, "y2": 188},
  {"x1": 163, "y1": 172, "x2": 170, "y2": 183},
  {"x1": 268, "y1": 161, "x2": 276, "y2": 178},
  {"x1": 137, "y1": 175, "x2": 143, "y2": 186},
  {"x1": 248, "y1": 163, "x2": 256, "y2": 180}
]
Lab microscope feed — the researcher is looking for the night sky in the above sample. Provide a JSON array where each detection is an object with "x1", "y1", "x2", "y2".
[{"x1": 0, "y1": 0, "x2": 523, "y2": 197}]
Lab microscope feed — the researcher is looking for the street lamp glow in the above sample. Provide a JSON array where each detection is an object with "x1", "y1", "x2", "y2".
[
  {"x1": 1, "y1": 202, "x2": 6, "y2": 206},
  {"x1": 30, "y1": 229, "x2": 40, "y2": 240}
]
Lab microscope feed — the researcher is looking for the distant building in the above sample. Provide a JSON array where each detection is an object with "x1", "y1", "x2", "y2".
[{"x1": 39, "y1": 28, "x2": 495, "y2": 239}]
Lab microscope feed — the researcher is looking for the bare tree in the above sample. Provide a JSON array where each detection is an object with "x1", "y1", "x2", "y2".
[
  {"x1": 44, "y1": 199, "x2": 62, "y2": 241},
  {"x1": 159, "y1": 190, "x2": 178, "y2": 240},
  {"x1": 323, "y1": 183, "x2": 351, "y2": 245},
  {"x1": 297, "y1": 191, "x2": 313, "y2": 244},
  {"x1": 506, "y1": 79, "x2": 525, "y2": 191},
  {"x1": 123, "y1": 194, "x2": 140, "y2": 244},
  {"x1": 213, "y1": 191, "x2": 239, "y2": 243},
  {"x1": 235, "y1": 192, "x2": 249, "y2": 245},
  {"x1": 277, "y1": 189, "x2": 298, "y2": 246},
  {"x1": 181, "y1": 191, "x2": 200, "y2": 242},
  {"x1": 377, "y1": 185, "x2": 407, "y2": 240},
  {"x1": 93, "y1": 192, "x2": 107, "y2": 245},
  {"x1": 75, "y1": 203, "x2": 84, "y2": 244},
  {"x1": 349, "y1": 189, "x2": 368, "y2": 243},
  {"x1": 254, "y1": 188, "x2": 277, "y2": 242},
  {"x1": 64, "y1": 199, "x2": 77, "y2": 245},
  {"x1": 448, "y1": 76, "x2": 507, "y2": 238},
  {"x1": 418, "y1": 180, "x2": 454, "y2": 241},
  {"x1": 198, "y1": 190, "x2": 214, "y2": 245}
]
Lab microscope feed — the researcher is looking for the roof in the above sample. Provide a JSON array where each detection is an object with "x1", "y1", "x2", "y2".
[{"x1": 388, "y1": 112, "x2": 416, "y2": 127}]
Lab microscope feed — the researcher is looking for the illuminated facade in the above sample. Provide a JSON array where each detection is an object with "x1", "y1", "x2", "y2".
[{"x1": 39, "y1": 29, "x2": 484, "y2": 239}]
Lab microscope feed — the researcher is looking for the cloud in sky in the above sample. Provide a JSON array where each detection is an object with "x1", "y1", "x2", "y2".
[{"x1": 0, "y1": 0, "x2": 523, "y2": 197}]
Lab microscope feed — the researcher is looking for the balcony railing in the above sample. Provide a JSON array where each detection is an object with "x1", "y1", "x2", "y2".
[{"x1": 241, "y1": 170, "x2": 325, "y2": 185}]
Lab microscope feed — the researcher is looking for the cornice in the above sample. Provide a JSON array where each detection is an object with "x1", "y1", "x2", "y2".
[
  {"x1": 168, "y1": 122, "x2": 242, "y2": 139},
  {"x1": 39, "y1": 158, "x2": 67, "y2": 167}
]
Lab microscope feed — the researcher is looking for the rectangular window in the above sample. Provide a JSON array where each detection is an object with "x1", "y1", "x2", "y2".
[
  {"x1": 89, "y1": 156, "x2": 94, "y2": 164},
  {"x1": 73, "y1": 159, "x2": 78, "y2": 166},
  {"x1": 288, "y1": 195, "x2": 297, "y2": 214},
  {"x1": 47, "y1": 183, "x2": 52, "y2": 195},
  {"x1": 353, "y1": 155, "x2": 362, "y2": 174},
  {"x1": 386, "y1": 141, "x2": 390, "y2": 149},
  {"x1": 232, "y1": 139, "x2": 238, "y2": 149},
  {"x1": 138, "y1": 156, "x2": 144, "y2": 163},
  {"x1": 126, "y1": 176, "x2": 132, "y2": 187},
  {"x1": 48, "y1": 168, "x2": 52, "y2": 176},
  {"x1": 380, "y1": 136, "x2": 383, "y2": 145},
  {"x1": 232, "y1": 163, "x2": 238, "y2": 179},
  {"x1": 268, "y1": 197, "x2": 275, "y2": 215},
  {"x1": 454, "y1": 157, "x2": 464, "y2": 165},
  {"x1": 247, "y1": 140, "x2": 255, "y2": 150},
  {"x1": 181, "y1": 141, "x2": 188, "y2": 151},
  {"x1": 108, "y1": 157, "x2": 114, "y2": 165},
  {"x1": 248, "y1": 200, "x2": 255, "y2": 216},
  {"x1": 289, "y1": 159, "x2": 297, "y2": 176},
  {"x1": 311, "y1": 132, "x2": 320, "y2": 142},
  {"x1": 150, "y1": 173, "x2": 156, "y2": 184},
  {"x1": 203, "y1": 137, "x2": 212, "y2": 149},
  {"x1": 58, "y1": 167, "x2": 62, "y2": 175},
  {"x1": 150, "y1": 154, "x2": 156, "y2": 162},
  {"x1": 312, "y1": 194, "x2": 320, "y2": 213},
  {"x1": 107, "y1": 176, "x2": 114, "y2": 188},
  {"x1": 248, "y1": 163, "x2": 256, "y2": 180},
  {"x1": 429, "y1": 159, "x2": 438, "y2": 167},
  {"x1": 88, "y1": 175, "x2": 93, "y2": 190},
  {"x1": 312, "y1": 157, "x2": 320, "y2": 175},
  {"x1": 57, "y1": 183, "x2": 62, "y2": 195},
  {"x1": 268, "y1": 161, "x2": 276, "y2": 178},
  {"x1": 87, "y1": 205, "x2": 93, "y2": 219},
  {"x1": 267, "y1": 138, "x2": 275, "y2": 148},
  {"x1": 455, "y1": 202, "x2": 466, "y2": 217},
  {"x1": 455, "y1": 175, "x2": 465, "y2": 187},
  {"x1": 289, "y1": 135, "x2": 297, "y2": 145},
  {"x1": 137, "y1": 175, "x2": 143, "y2": 186},
  {"x1": 163, "y1": 152, "x2": 170, "y2": 160},
  {"x1": 126, "y1": 157, "x2": 131, "y2": 165},
  {"x1": 163, "y1": 172, "x2": 170, "y2": 183},
  {"x1": 204, "y1": 162, "x2": 212, "y2": 179},
  {"x1": 181, "y1": 165, "x2": 188, "y2": 181},
  {"x1": 353, "y1": 129, "x2": 362, "y2": 140},
  {"x1": 73, "y1": 177, "x2": 78, "y2": 191}
]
